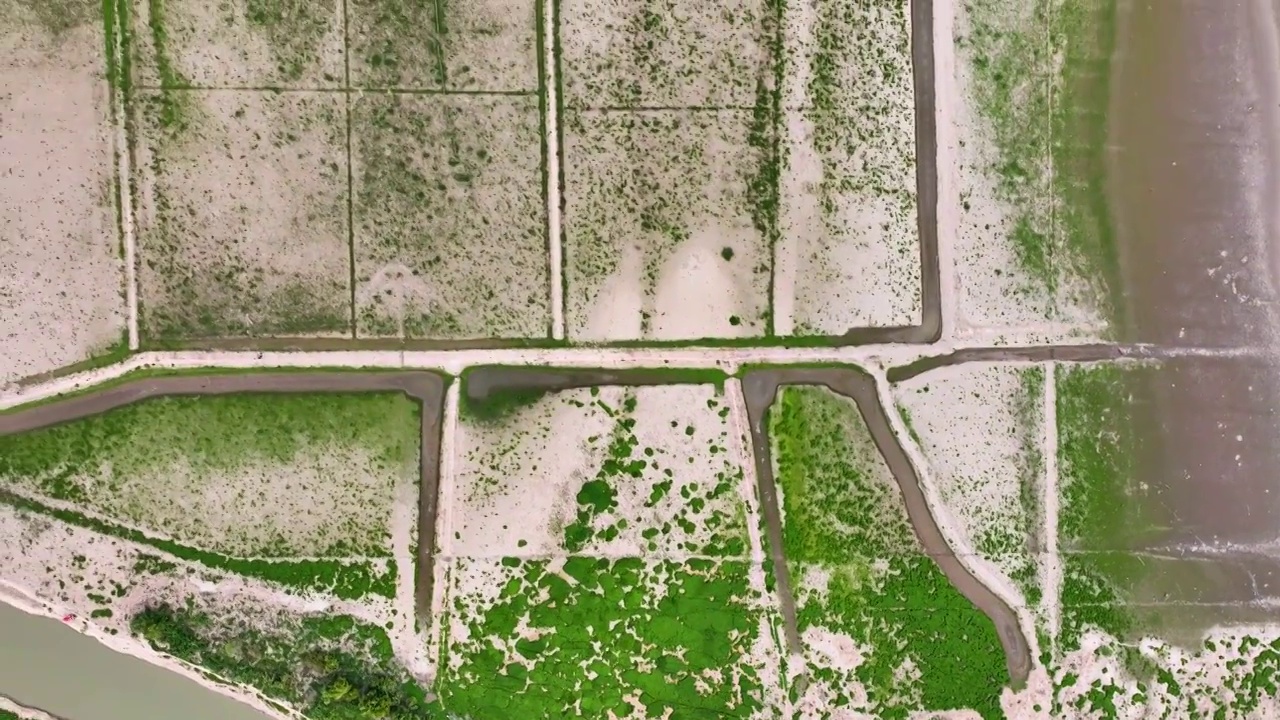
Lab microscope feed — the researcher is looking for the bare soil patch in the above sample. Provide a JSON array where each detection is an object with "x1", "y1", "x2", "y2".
[
  {"x1": 559, "y1": 0, "x2": 772, "y2": 108},
  {"x1": 348, "y1": 0, "x2": 538, "y2": 91},
  {"x1": 351, "y1": 93, "x2": 548, "y2": 339},
  {"x1": 775, "y1": 0, "x2": 920, "y2": 335},
  {"x1": 563, "y1": 109, "x2": 770, "y2": 341},
  {"x1": 0, "y1": 6, "x2": 125, "y2": 385},
  {"x1": 133, "y1": 88, "x2": 351, "y2": 340},
  {"x1": 130, "y1": 0, "x2": 346, "y2": 88}
]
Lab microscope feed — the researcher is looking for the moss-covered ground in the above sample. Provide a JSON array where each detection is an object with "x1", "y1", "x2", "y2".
[
  {"x1": 958, "y1": 0, "x2": 1121, "y2": 323},
  {"x1": 1055, "y1": 363, "x2": 1167, "y2": 653},
  {"x1": 771, "y1": 385, "x2": 1008, "y2": 718},
  {"x1": 441, "y1": 383, "x2": 784, "y2": 716},
  {"x1": 0, "y1": 393, "x2": 418, "y2": 562}
]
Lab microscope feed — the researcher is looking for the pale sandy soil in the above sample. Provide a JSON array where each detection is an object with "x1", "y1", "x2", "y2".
[
  {"x1": 793, "y1": 625, "x2": 874, "y2": 720},
  {"x1": 558, "y1": 0, "x2": 769, "y2": 108},
  {"x1": 0, "y1": 16, "x2": 125, "y2": 386},
  {"x1": 0, "y1": 696, "x2": 59, "y2": 720},
  {"x1": 893, "y1": 363, "x2": 1044, "y2": 613},
  {"x1": 449, "y1": 384, "x2": 752, "y2": 558},
  {"x1": 564, "y1": 110, "x2": 769, "y2": 341},
  {"x1": 129, "y1": 0, "x2": 345, "y2": 88},
  {"x1": 775, "y1": 0, "x2": 921, "y2": 335},
  {"x1": 439, "y1": 0, "x2": 539, "y2": 92},
  {"x1": 941, "y1": 0, "x2": 1106, "y2": 340},
  {"x1": 348, "y1": 0, "x2": 538, "y2": 91},
  {"x1": 351, "y1": 94, "x2": 548, "y2": 340},
  {"x1": 133, "y1": 88, "x2": 351, "y2": 338},
  {"x1": 3, "y1": 445, "x2": 403, "y2": 559}
]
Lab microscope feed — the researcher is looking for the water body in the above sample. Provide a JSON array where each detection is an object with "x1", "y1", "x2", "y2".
[
  {"x1": 0, "y1": 602, "x2": 270, "y2": 720},
  {"x1": 1107, "y1": 0, "x2": 1280, "y2": 610}
]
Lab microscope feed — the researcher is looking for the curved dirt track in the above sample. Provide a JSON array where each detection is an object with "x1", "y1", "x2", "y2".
[
  {"x1": 741, "y1": 367, "x2": 1033, "y2": 686},
  {"x1": 0, "y1": 372, "x2": 447, "y2": 626}
]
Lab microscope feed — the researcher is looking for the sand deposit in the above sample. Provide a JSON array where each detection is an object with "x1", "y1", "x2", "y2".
[
  {"x1": 349, "y1": 0, "x2": 538, "y2": 91},
  {"x1": 450, "y1": 384, "x2": 755, "y2": 559},
  {"x1": 774, "y1": 0, "x2": 921, "y2": 335},
  {"x1": 559, "y1": 0, "x2": 770, "y2": 108},
  {"x1": 563, "y1": 110, "x2": 770, "y2": 341},
  {"x1": 129, "y1": 0, "x2": 346, "y2": 88},
  {"x1": 352, "y1": 93, "x2": 548, "y2": 339},
  {"x1": 133, "y1": 88, "x2": 351, "y2": 339},
  {"x1": 1, "y1": 11, "x2": 125, "y2": 385}
]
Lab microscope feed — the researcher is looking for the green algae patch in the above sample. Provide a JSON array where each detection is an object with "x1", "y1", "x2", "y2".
[
  {"x1": 444, "y1": 383, "x2": 784, "y2": 713},
  {"x1": 0, "y1": 393, "x2": 419, "y2": 559},
  {"x1": 770, "y1": 386, "x2": 1008, "y2": 718},
  {"x1": 959, "y1": 0, "x2": 1121, "y2": 323},
  {"x1": 1056, "y1": 363, "x2": 1165, "y2": 552},
  {"x1": 131, "y1": 604, "x2": 436, "y2": 719},
  {"x1": 440, "y1": 556, "x2": 778, "y2": 718}
]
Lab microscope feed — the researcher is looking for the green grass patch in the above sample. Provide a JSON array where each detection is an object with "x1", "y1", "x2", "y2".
[
  {"x1": 0, "y1": 490, "x2": 394, "y2": 599},
  {"x1": 771, "y1": 385, "x2": 1008, "y2": 718},
  {"x1": 0, "y1": 392, "x2": 416, "y2": 494},
  {"x1": 131, "y1": 604, "x2": 433, "y2": 719},
  {"x1": 0, "y1": 391, "x2": 419, "y2": 558},
  {"x1": 440, "y1": 556, "x2": 772, "y2": 717}
]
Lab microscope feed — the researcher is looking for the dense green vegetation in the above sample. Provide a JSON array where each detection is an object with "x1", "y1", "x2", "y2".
[
  {"x1": 441, "y1": 557, "x2": 772, "y2": 717},
  {"x1": 132, "y1": 604, "x2": 437, "y2": 719},
  {"x1": 772, "y1": 386, "x2": 1007, "y2": 718},
  {"x1": 443, "y1": 383, "x2": 774, "y2": 715},
  {"x1": 0, "y1": 393, "x2": 417, "y2": 492}
]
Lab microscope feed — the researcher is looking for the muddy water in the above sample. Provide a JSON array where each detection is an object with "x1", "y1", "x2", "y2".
[
  {"x1": 0, "y1": 603, "x2": 270, "y2": 720},
  {"x1": 1106, "y1": 0, "x2": 1280, "y2": 611}
]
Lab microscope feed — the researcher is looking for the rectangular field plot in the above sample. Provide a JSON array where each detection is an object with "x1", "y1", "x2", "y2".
[
  {"x1": 0, "y1": 393, "x2": 420, "y2": 560},
  {"x1": 774, "y1": 0, "x2": 921, "y2": 335},
  {"x1": 439, "y1": 384, "x2": 786, "y2": 716},
  {"x1": 559, "y1": 0, "x2": 772, "y2": 108},
  {"x1": 769, "y1": 386, "x2": 1009, "y2": 718},
  {"x1": 129, "y1": 0, "x2": 347, "y2": 88},
  {"x1": 348, "y1": 0, "x2": 538, "y2": 91},
  {"x1": 1, "y1": 6, "x2": 125, "y2": 384},
  {"x1": 133, "y1": 89, "x2": 351, "y2": 339},
  {"x1": 563, "y1": 110, "x2": 771, "y2": 341},
  {"x1": 352, "y1": 94, "x2": 548, "y2": 339}
]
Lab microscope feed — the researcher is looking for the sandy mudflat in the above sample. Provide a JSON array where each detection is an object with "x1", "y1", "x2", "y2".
[
  {"x1": 774, "y1": 0, "x2": 921, "y2": 335},
  {"x1": 563, "y1": 109, "x2": 769, "y2": 341},
  {"x1": 133, "y1": 88, "x2": 351, "y2": 339},
  {"x1": 129, "y1": 0, "x2": 346, "y2": 89},
  {"x1": 0, "y1": 15, "x2": 125, "y2": 386}
]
